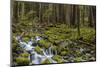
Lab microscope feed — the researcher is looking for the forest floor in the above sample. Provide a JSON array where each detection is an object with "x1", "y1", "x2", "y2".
[{"x1": 12, "y1": 24, "x2": 96, "y2": 65}]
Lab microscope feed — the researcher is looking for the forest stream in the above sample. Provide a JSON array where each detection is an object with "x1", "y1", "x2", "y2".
[
  {"x1": 16, "y1": 35, "x2": 60, "y2": 64},
  {"x1": 15, "y1": 33, "x2": 96, "y2": 65}
]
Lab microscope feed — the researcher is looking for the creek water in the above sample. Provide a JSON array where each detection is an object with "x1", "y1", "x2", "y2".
[{"x1": 16, "y1": 36, "x2": 57, "y2": 64}]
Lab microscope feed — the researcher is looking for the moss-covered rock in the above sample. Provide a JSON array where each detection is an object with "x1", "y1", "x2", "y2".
[
  {"x1": 20, "y1": 52, "x2": 29, "y2": 58},
  {"x1": 39, "y1": 40, "x2": 52, "y2": 49},
  {"x1": 41, "y1": 59, "x2": 51, "y2": 64},
  {"x1": 52, "y1": 55, "x2": 63, "y2": 63},
  {"x1": 23, "y1": 37, "x2": 30, "y2": 42},
  {"x1": 34, "y1": 46, "x2": 43, "y2": 55},
  {"x1": 60, "y1": 51, "x2": 68, "y2": 56},
  {"x1": 15, "y1": 57, "x2": 30, "y2": 65},
  {"x1": 73, "y1": 57, "x2": 85, "y2": 62}
]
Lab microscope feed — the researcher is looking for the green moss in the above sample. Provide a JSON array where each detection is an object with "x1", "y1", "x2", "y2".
[
  {"x1": 51, "y1": 45, "x2": 57, "y2": 50},
  {"x1": 20, "y1": 52, "x2": 29, "y2": 58},
  {"x1": 33, "y1": 33, "x2": 42, "y2": 37},
  {"x1": 74, "y1": 57, "x2": 85, "y2": 62},
  {"x1": 34, "y1": 46, "x2": 43, "y2": 55},
  {"x1": 45, "y1": 30, "x2": 53, "y2": 35},
  {"x1": 44, "y1": 25, "x2": 74, "y2": 44},
  {"x1": 41, "y1": 59, "x2": 51, "y2": 64},
  {"x1": 38, "y1": 40, "x2": 46, "y2": 45},
  {"x1": 39, "y1": 40, "x2": 51, "y2": 48},
  {"x1": 12, "y1": 41, "x2": 24, "y2": 58},
  {"x1": 23, "y1": 37, "x2": 30, "y2": 42},
  {"x1": 15, "y1": 57, "x2": 30, "y2": 65},
  {"x1": 80, "y1": 27, "x2": 95, "y2": 43},
  {"x1": 52, "y1": 55, "x2": 63, "y2": 63},
  {"x1": 12, "y1": 43, "x2": 18, "y2": 50},
  {"x1": 60, "y1": 51, "x2": 68, "y2": 56}
]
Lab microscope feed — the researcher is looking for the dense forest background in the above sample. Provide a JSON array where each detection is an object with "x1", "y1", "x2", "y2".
[{"x1": 12, "y1": 1, "x2": 96, "y2": 66}]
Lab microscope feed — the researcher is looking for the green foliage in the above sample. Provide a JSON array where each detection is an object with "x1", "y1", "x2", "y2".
[
  {"x1": 21, "y1": 16, "x2": 28, "y2": 21},
  {"x1": 32, "y1": 33, "x2": 42, "y2": 37},
  {"x1": 80, "y1": 27, "x2": 95, "y2": 43},
  {"x1": 32, "y1": 17, "x2": 39, "y2": 24},
  {"x1": 15, "y1": 57, "x2": 30, "y2": 65},
  {"x1": 43, "y1": 7, "x2": 53, "y2": 18},
  {"x1": 12, "y1": 43, "x2": 18, "y2": 50},
  {"x1": 12, "y1": 42, "x2": 23, "y2": 55},
  {"x1": 26, "y1": 10, "x2": 36, "y2": 18}
]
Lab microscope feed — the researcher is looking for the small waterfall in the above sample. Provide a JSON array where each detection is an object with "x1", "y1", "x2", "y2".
[
  {"x1": 42, "y1": 48, "x2": 57, "y2": 63},
  {"x1": 28, "y1": 39, "x2": 33, "y2": 46},
  {"x1": 45, "y1": 49, "x2": 48, "y2": 55},
  {"x1": 31, "y1": 52, "x2": 39, "y2": 64},
  {"x1": 49, "y1": 47, "x2": 52, "y2": 55},
  {"x1": 55, "y1": 50, "x2": 57, "y2": 55},
  {"x1": 17, "y1": 35, "x2": 58, "y2": 64}
]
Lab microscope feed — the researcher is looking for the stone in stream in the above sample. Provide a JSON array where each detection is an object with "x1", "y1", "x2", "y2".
[
  {"x1": 35, "y1": 36, "x2": 42, "y2": 42},
  {"x1": 28, "y1": 39, "x2": 33, "y2": 46}
]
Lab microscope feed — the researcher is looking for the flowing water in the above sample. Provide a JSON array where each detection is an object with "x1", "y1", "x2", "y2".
[
  {"x1": 16, "y1": 35, "x2": 95, "y2": 64},
  {"x1": 16, "y1": 36, "x2": 57, "y2": 64}
]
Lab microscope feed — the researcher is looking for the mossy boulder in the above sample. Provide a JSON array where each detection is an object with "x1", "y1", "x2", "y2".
[
  {"x1": 52, "y1": 55, "x2": 63, "y2": 63},
  {"x1": 60, "y1": 51, "x2": 68, "y2": 56},
  {"x1": 41, "y1": 59, "x2": 51, "y2": 64},
  {"x1": 20, "y1": 52, "x2": 29, "y2": 58},
  {"x1": 39, "y1": 40, "x2": 52, "y2": 49},
  {"x1": 23, "y1": 37, "x2": 30, "y2": 42},
  {"x1": 34, "y1": 46, "x2": 43, "y2": 55},
  {"x1": 73, "y1": 57, "x2": 85, "y2": 62},
  {"x1": 15, "y1": 57, "x2": 30, "y2": 65}
]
